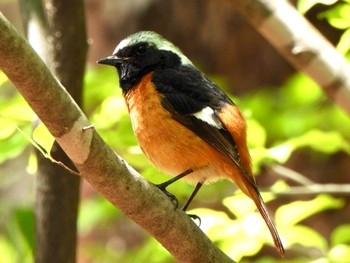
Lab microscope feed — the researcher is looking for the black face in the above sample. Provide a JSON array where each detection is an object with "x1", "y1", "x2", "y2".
[{"x1": 114, "y1": 42, "x2": 182, "y2": 93}]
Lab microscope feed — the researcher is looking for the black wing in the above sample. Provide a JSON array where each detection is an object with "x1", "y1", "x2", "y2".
[{"x1": 152, "y1": 66, "x2": 243, "y2": 170}]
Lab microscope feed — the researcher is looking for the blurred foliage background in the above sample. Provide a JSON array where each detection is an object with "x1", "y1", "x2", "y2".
[{"x1": 1, "y1": 0, "x2": 350, "y2": 262}]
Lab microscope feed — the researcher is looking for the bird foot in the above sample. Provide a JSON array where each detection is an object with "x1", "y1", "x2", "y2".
[
  {"x1": 187, "y1": 213, "x2": 201, "y2": 226},
  {"x1": 155, "y1": 183, "x2": 179, "y2": 209}
]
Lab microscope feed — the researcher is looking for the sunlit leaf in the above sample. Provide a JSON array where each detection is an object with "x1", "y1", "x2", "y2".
[
  {"x1": 26, "y1": 150, "x2": 37, "y2": 175},
  {"x1": 223, "y1": 193, "x2": 276, "y2": 219},
  {"x1": 281, "y1": 74, "x2": 323, "y2": 106},
  {"x1": 268, "y1": 130, "x2": 350, "y2": 163},
  {"x1": 270, "y1": 180, "x2": 291, "y2": 193},
  {"x1": 318, "y1": 3, "x2": 350, "y2": 29},
  {"x1": 83, "y1": 67, "x2": 120, "y2": 115},
  {"x1": 293, "y1": 130, "x2": 350, "y2": 154},
  {"x1": 223, "y1": 194, "x2": 257, "y2": 218},
  {"x1": 337, "y1": 28, "x2": 350, "y2": 55},
  {"x1": 328, "y1": 244, "x2": 350, "y2": 262},
  {"x1": 32, "y1": 123, "x2": 55, "y2": 154},
  {"x1": 285, "y1": 225, "x2": 328, "y2": 250},
  {"x1": 190, "y1": 208, "x2": 269, "y2": 261},
  {"x1": 297, "y1": 0, "x2": 337, "y2": 14},
  {"x1": 189, "y1": 208, "x2": 231, "y2": 238},
  {"x1": 1, "y1": 101, "x2": 35, "y2": 122},
  {"x1": 247, "y1": 119, "x2": 267, "y2": 148},
  {"x1": 0, "y1": 236, "x2": 16, "y2": 263},
  {"x1": 0, "y1": 118, "x2": 16, "y2": 139},
  {"x1": 276, "y1": 195, "x2": 345, "y2": 227},
  {"x1": 0, "y1": 70, "x2": 8, "y2": 86},
  {"x1": 222, "y1": 232, "x2": 264, "y2": 261},
  {"x1": 91, "y1": 96, "x2": 127, "y2": 129},
  {"x1": 268, "y1": 142, "x2": 294, "y2": 163},
  {"x1": 16, "y1": 127, "x2": 47, "y2": 158},
  {"x1": 0, "y1": 128, "x2": 28, "y2": 164},
  {"x1": 331, "y1": 224, "x2": 350, "y2": 246}
]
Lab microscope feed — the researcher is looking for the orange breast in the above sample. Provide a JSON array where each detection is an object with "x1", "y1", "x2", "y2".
[{"x1": 124, "y1": 73, "x2": 227, "y2": 183}]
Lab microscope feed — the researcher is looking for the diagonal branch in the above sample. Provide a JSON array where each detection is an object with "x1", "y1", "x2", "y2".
[
  {"x1": 0, "y1": 13, "x2": 234, "y2": 263},
  {"x1": 227, "y1": 0, "x2": 350, "y2": 115}
]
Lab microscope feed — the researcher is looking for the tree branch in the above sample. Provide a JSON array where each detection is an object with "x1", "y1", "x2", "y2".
[
  {"x1": 0, "y1": 13, "x2": 234, "y2": 263},
  {"x1": 227, "y1": 0, "x2": 350, "y2": 115}
]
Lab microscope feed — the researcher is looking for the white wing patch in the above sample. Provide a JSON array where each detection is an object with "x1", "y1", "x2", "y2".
[{"x1": 192, "y1": 107, "x2": 223, "y2": 129}]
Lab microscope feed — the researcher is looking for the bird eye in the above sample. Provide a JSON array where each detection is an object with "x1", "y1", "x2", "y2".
[{"x1": 135, "y1": 43, "x2": 148, "y2": 55}]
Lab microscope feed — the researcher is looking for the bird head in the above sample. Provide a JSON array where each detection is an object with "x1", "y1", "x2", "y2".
[{"x1": 98, "y1": 31, "x2": 193, "y2": 93}]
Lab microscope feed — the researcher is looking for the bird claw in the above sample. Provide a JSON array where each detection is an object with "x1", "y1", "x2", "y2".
[
  {"x1": 187, "y1": 213, "x2": 201, "y2": 226},
  {"x1": 154, "y1": 183, "x2": 202, "y2": 226},
  {"x1": 155, "y1": 183, "x2": 179, "y2": 209}
]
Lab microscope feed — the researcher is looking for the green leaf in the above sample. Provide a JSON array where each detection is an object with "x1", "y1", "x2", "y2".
[
  {"x1": 328, "y1": 244, "x2": 350, "y2": 262},
  {"x1": 337, "y1": 28, "x2": 350, "y2": 55},
  {"x1": 32, "y1": 123, "x2": 55, "y2": 154},
  {"x1": 0, "y1": 236, "x2": 16, "y2": 263},
  {"x1": 83, "y1": 67, "x2": 120, "y2": 115},
  {"x1": 78, "y1": 196, "x2": 121, "y2": 233},
  {"x1": 0, "y1": 118, "x2": 16, "y2": 139},
  {"x1": 0, "y1": 70, "x2": 8, "y2": 86},
  {"x1": 285, "y1": 225, "x2": 328, "y2": 251},
  {"x1": 331, "y1": 224, "x2": 350, "y2": 246},
  {"x1": 223, "y1": 193, "x2": 276, "y2": 219},
  {"x1": 190, "y1": 207, "x2": 268, "y2": 261},
  {"x1": 268, "y1": 129, "x2": 350, "y2": 163},
  {"x1": 276, "y1": 195, "x2": 345, "y2": 227},
  {"x1": 297, "y1": 0, "x2": 337, "y2": 14},
  {"x1": 223, "y1": 194, "x2": 257, "y2": 218},
  {"x1": 188, "y1": 208, "x2": 232, "y2": 239},
  {"x1": 247, "y1": 119, "x2": 267, "y2": 148},
  {"x1": 91, "y1": 96, "x2": 128, "y2": 129},
  {"x1": 16, "y1": 126, "x2": 47, "y2": 157},
  {"x1": 294, "y1": 130, "x2": 350, "y2": 154},
  {"x1": 0, "y1": 99, "x2": 35, "y2": 122},
  {"x1": 0, "y1": 127, "x2": 28, "y2": 164},
  {"x1": 15, "y1": 208, "x2": 34, "y2": 252},
  {"x1": 268, "y1": 142, "x2": 295, "y2": 163},
  {"x1": 318, "y1": 3, "x2": 350, "y2": 29}
]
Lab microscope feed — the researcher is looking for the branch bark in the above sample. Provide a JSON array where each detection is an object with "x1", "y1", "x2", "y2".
[
  {"x1": 0, "y1": 12, "x2": 234, "y2": 263},
  {"x1": 227, "y1": 0, "x2": 350, "y2": 115}
]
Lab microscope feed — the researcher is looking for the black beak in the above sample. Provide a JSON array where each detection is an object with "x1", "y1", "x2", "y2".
[{"x1": 97, "y1": 56, "x2": 123, "y2": 67}]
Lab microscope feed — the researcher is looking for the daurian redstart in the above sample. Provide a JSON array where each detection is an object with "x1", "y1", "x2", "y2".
[{"x1": 98, "y1": 31, "x2": 284, "y2": 256}]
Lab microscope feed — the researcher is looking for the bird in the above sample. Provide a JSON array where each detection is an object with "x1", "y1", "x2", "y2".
[{"x1": 97, "y1": 31, "x2": 284, "y2": 256}]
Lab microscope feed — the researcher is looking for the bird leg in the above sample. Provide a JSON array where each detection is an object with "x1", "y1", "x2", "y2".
[
  {"x1": 182, "y1": 182, "x2": 203, "y2": 211},
  {"x1": 155, "y1": 168, "x2": 193, "y2": 209},
  {"x1": 182, "y1": 182, "x2": 203, "y2": 225}
]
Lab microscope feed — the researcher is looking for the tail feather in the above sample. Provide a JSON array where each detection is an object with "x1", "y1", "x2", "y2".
[
  {"x1": 247, "y1": 183, "x2": 285, "y2": 257},
  {"x1": 230, "y1": 158, "x2": 285, "y2": 256}
]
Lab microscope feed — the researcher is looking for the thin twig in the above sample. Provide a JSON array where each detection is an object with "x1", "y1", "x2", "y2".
[
  {"x1": 271, "y1": 164, "x2": 315, "y2": 186},
  {"x1": 269, "y1": 184, "x2": 350, "y2": 196}
]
